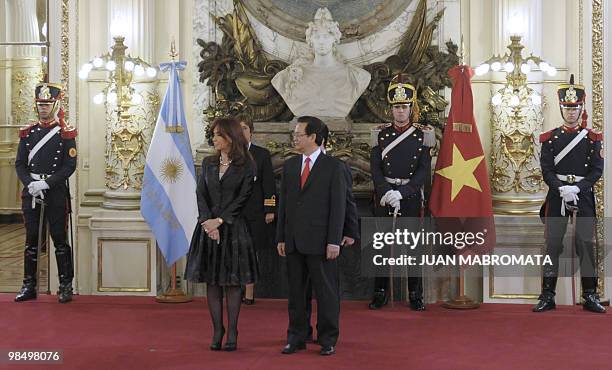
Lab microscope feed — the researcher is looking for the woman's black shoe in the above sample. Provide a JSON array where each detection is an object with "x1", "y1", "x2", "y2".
[
  {"x1": 210, "y1": 327, "x2": 225, "y2": 351},
  {"x1": 223, "y1": 342, "x2": 237, "y2": 351},
  {"x1": 242, "y1": 297, "x2": 255, "y2": 305},
  {"x1": 223, "y1": 331, "x2": 238, "y2": 351}
]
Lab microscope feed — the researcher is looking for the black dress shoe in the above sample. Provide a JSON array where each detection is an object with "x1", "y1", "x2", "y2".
[
  {"x1": 409, "y1": 299, "x2": 426, "y2": 311},
  {"x1": 281, "y1": 343, "x2": 306, "y2": 354},
  {"x1": 210, "y1": 327, "x2": 225, "y2": 351},
  {"x1": 583, "y1": 294, "x2": 606, "y2": 313},
  {"x1": 320, "y1": 346, "x2": 335, "y2": 356},
  {"x1": 368, "y1": 290, "x2": 388, "y2": 310},
  {"x1": 15, "y1": 285, "x2": 37, "y2": 302},
  {"x1": 532, "y1": 295, "x2": 556, "y2": 312}
]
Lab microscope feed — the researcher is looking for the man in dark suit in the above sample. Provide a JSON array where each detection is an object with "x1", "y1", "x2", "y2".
[
  {"x1": 304, "y1": 122, "x2": 359, "y2": 342},
  {"x1": 277, "y1": 116, "x2": 347, "y2": 356},
  {"x1": 237, "y1": 114, "x2": 277, "y2": 304}
]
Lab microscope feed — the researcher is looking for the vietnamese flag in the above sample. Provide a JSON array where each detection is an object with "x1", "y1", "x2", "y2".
[{"x1": 429, "y1": 65, "x2": 495, "y2": 253}]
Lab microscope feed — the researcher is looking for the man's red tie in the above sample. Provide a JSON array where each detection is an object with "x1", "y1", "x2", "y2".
[{"x1": 301, "y1": 157, "x2": 311, "y2": 189}]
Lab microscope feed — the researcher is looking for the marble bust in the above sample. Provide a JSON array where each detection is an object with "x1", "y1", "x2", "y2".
[{"x1": 271, "y1": 8, "x2": 371, "y2": 119}]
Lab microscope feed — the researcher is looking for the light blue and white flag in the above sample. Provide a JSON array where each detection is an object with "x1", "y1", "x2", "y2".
[{"x1": 141, "y1": 61, "x2": 198, "y2": 265}]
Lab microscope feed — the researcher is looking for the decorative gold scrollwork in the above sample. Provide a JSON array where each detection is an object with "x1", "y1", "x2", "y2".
[{"x1": 105, "y1": 91, "x2": 160, "y2": 190}]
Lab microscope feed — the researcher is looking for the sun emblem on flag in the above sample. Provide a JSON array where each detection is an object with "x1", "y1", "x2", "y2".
[{"x1": 160, "y1": 157, "x2": 183, "y2": 184}]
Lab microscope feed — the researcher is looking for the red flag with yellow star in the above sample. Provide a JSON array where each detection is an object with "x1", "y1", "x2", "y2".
[{"x1": 429, "y1": 65, "x2": 495, "y2": 252}]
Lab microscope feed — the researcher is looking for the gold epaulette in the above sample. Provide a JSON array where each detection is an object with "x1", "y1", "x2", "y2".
[{"x1": 264, "y1": 195, "x2": 276, "y2": 207}]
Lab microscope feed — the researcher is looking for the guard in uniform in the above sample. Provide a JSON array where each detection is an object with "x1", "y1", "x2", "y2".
[
  {"x1": 369, "y1": 74, "x2": 434, "y2": 311},
  {"x1": 14, "y1": 82, "x2": 77, "y2": 304},
  {"x1": 534, "y1": 75, "x2": 605, "y2": 313}
]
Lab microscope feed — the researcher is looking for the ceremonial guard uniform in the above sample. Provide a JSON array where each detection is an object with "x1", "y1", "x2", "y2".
[
  {"x1": 14, "y1": 83, "x2": 77, "y2": 304},
  {"x1": 534, "y1": 75, "x2": 605, "y2": 313},
  {"x1": 369, "y1": 75, "x2": 434, "y2": 311}
]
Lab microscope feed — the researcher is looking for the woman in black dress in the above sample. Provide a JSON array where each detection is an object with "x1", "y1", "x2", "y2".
[{"x1": 185, "y1": 117, "x2": 258, "y2": 351}]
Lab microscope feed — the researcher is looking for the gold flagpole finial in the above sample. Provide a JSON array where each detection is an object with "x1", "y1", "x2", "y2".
[{"x1": 169, "y1": 37, "x2": 178, "y2": 61}]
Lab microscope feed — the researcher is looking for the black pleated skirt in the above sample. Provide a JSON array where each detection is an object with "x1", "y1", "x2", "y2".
[{"x1": 184, "y1": 217, "x2": 258, "y2": 286}]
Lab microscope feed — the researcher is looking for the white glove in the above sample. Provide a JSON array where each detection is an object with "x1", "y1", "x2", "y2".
[
  {"x1": 565, "y1": 185, "x2": 580, "y2": 195},
  {"x1": 562, "y1": 192, "x2": 579, "y2": 204},
  {"x1": 559, "y1": 185, "x2": 580, "y2": 196},
  {"x1": 380, "y1": 190, "x2": 393, "y2": 206},
  {"x1": 389, "y1": 198, "x2": 401, "y2": 210},
  {"x1": 28, "y1": 180, "x2": 49, "y2": 196},
  {"x1": 387, "y1": 190, "x2": 403, "y2": 204},
  {"x1": 31, "y1": 189, "x2": 44, "y2": 198}
]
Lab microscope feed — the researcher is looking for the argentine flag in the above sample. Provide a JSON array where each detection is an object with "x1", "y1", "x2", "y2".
[{"x1": 141, "y1": 61, "x2": 198, "y2": 265}]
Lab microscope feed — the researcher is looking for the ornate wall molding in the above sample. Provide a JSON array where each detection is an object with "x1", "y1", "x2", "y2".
[
  {"x1": 591, "y1": 0, "x2": 605, "y2": 292},
  {"x1": 61, "y1": 0, "x2": 70, "y2": 119}
]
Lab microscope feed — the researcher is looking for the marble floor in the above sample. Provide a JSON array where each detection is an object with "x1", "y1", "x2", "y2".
[{"x1": 0, "y1": 223, "x2": 48, "y2": 293}]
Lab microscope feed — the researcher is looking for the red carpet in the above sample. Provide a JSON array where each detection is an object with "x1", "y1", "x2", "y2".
[{"x1": 1, "y1": 293, "x2": 611, "y2": 370}]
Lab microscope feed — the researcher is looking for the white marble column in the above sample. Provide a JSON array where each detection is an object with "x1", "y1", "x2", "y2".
[
  {"x1": 108, "y1": 0, "x2": 155, "y2": 62},
  {"x1": 7, "y1": 0, "x2": 43, "y2": 126},
  {"x1": 0, "y1": 0, "x2": 43, "y2": 217}
]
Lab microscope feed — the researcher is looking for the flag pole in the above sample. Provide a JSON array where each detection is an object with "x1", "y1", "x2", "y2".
[
  {"x1": 155, "y1": 38, "x2": 192, "y2": 304},
  {"x1": 440, "y1": 37, "x2": 479, "y2": 309},
  {"x1": 441, "y1": 265, "x2": 479, "y2": 309},
  {"x1": 155, "y1": 261, "x2": 192, "y2": 303}
]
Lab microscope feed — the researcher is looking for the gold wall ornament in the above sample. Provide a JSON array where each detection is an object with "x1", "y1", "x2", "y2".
[
  {"x1": 11, "y1": 69, "x2": 44, "y2": 125},
  {"x1": 198, "y1": 0, "x2": 291, "y2": 122},
  {"x1": 490, "y1": 85, "x2": 546, "y2": 195},
  {"x1": 105, "y1": 90, "x2": 160, "y2": 191}
]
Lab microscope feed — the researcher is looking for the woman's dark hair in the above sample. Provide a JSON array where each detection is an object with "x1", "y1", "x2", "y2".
[{"x1": 209, "y1": 117, "x2": 252, "y2": 166}]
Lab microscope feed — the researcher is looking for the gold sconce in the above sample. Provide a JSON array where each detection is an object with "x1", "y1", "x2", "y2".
[
  {"x1": 79, "y1": 36, "x2": 157, "y2": 119},
  {"x1": 475, "y1": 35, "x2": 555, "y2": 108}
]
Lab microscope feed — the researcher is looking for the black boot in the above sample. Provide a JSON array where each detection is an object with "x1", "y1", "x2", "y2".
[
  {"x1": 15, "y1": 245, "x2": 38, "y2": 302},
  {"x1": 533, "y1": 276, "x2": 557, "y2": 312},
  {"x1": 55, "y1": 245, "x2": 74, "y2": 303},
  {"x1": 408, "y1": 291, "x2": 425, "y2": 311},
  {"x1": 368, "y1": 289, "x2": 388, "y2": 309},
  {"x1": 582, "y1": 278, "x2": 606, "y2": 313},
  {"x1": 408, "y1": 277, "x2": 425, "y2": 311},
  {"x1": 583, "y1": 293, "x2": 606, "y2": 313}
]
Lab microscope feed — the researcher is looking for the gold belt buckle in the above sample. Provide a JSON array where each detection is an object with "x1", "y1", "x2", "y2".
[{"x1": 567, "y1": 174, "x2": 576, "y2": 184}]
